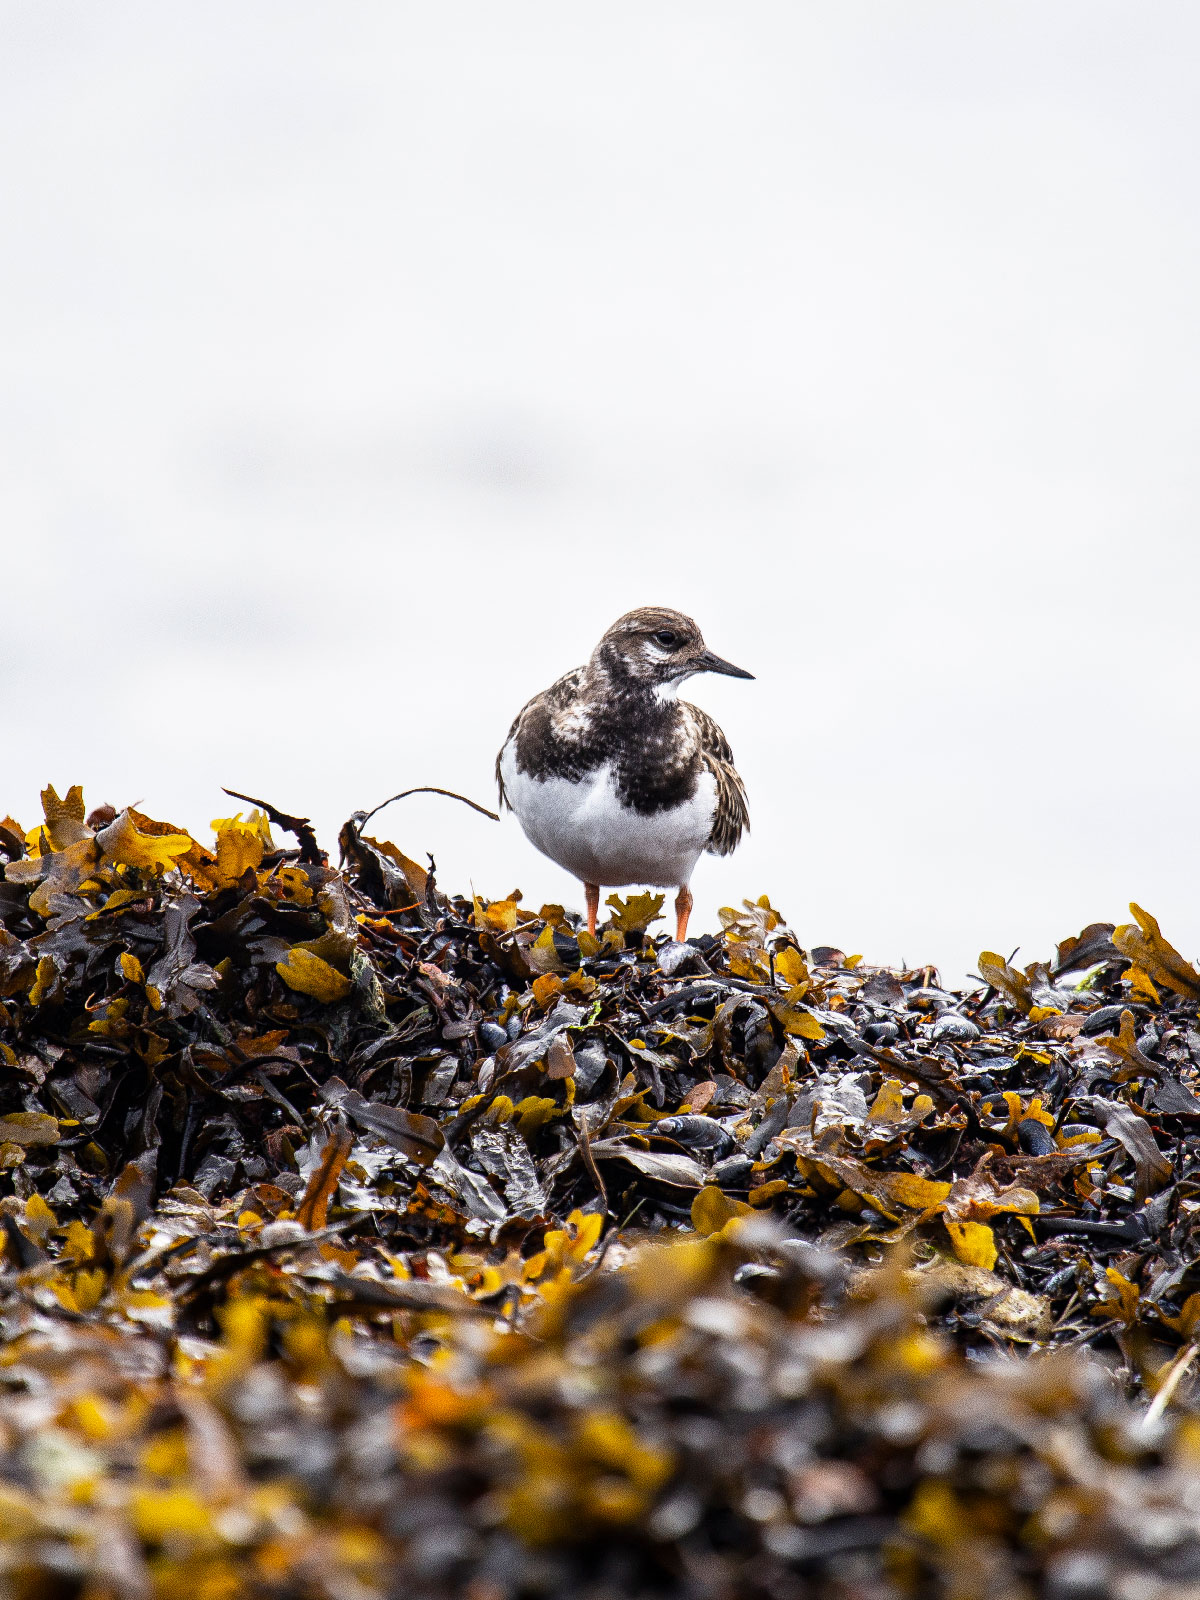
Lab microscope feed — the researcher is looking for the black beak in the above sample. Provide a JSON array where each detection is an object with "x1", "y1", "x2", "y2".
[{"x1": 694, "y1": 648, "x2": 754, "y2": 680}]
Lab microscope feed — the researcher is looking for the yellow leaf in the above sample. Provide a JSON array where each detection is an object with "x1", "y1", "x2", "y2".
[
  {"x1": 943, "y1": 1161, "x2": 1039, "y2": 1223},
  {"x1": 274, "y1": 866, "x2": 314, "y2": 905},
  {"x1": 527, "y1": 923, "x2": 569, "y2": 975},
  {"x1": 476, "y1": 897, "x2": 521, "y2": 932},
  {"x1": 748, "y1": 1178, "x2": 790, "y2": 1205},
  {"x1": 514, "y1": 1095, "x2": 559, "y2": 1137},
  {"x1": 690, "y1": 1185, "x2": 754, "y2": 1237},
  {"x1": 977, "y1": 951, "x2": 1034, "y2": 1014},
  {"x1": 119, "y1": 951, "x2": 145, "y2": 984},
  {"x1": 531, "y1": 973, "x2": 564, "y2": 1009},
  {"x1": 0, "y1": 1113, "x2": 60, "y2": 1148},
  {"x1": 773, "y1": 993, "x2": 825, "y2": 1040},
  {"x1": 1015, "y1": 1044, "x2": 1053, "y2": 1067},
  {"x1": 72, "y1": 1268, "x2": 107, "y2": 1312},
  {"x1": 131, "y1": 1487, "x2": 214, "y2": 1542},
  {"x1": 605, "y1": 891, "x2": 665, "y2": 934},
  {"x1": 96, "y1": 810, "x2": 194, "y2": 873},
  {"x1": 295, "y1": 920, "x2": 356, "y2": 974},
  {"x1": 783, "y1": 1147, "x2": 952, "y2": 1219},
  {"x1": 867, "y1": 1079, "x2": 906, "y2": 1122},
  {"x1": 23, "y1": 1191, "x2": 58, "y2": 1242},
  {"x1": 67, "y1": 1394, "x2": 115, "y2": 1442},
  {"x1": 728, "y1": 948, "x2": 770, "y2": 982},
  {"x1": 1113, "y1": 904, "x2": 1200, "y2": 1000},
  {"x1": 880, "y1": 1172, "x2": 953, "y2": 1212},
  {"x1": 1094, "y1": 1266, "x2": 1140, "y2": 1326},
  {"x1": 52, "y1": 1280, "x2": 81, "y2": 1314},
  {"x1": 773, "y1": 946, "x2": 809, "y2": 989},
  {"x1": 531, "y1": 1207, "x2": 605, "y2": 1278},
  {"x1": 211, "y1": 808, "x2": 273, "y2": 843},
  {"x1": 141, "y1": 1427, "x2": 190, "y2": 1478},
  {"x1": 204, "y1": 812, "x2": 268, "y2": 886},
  {"x1": 97, "y1": 889, "x2": 146, "y2": 913},
  {"x1": 1022, "y1": 1096, "x2": 1054, "y2": 1128},
  {"x1": 275, "y1": 947, "x2": 352, "y2": 1002},
  {"x1": 576, "y1": 1410, "x2": 673, "y2": 1494},
  {"x1": 38, "y1": 784, "x2": 90, "y2": 849},
  {"x1": 904, "y1": 1478, "x2": 966, "y2": 1546},
  {"x1": 28, "y1": 957, "x2": 60, "y2": 1006},
  {"x1": 61, "y1": 1221, "x2": 96, "y2": 1264},
  {"x1": 944, "y1": 1218, "x2": 997, "y2": 1269},
  {"x1": 1094, "y1": 1009, "x2": 1157, "y2": 1081},
  {"x1": 565, "y1": 1208, "x2": 603, "y2": 1261},
  {"x1": 996, "y1": 1091, "x2": 1055, "y2": 1140},
  {"x1": 1161, "y1": 1291, "x2": 1200, "y2": 1341},
  {"x1": 1058, "y1": 1130, "x2": 1101, "y2": 1149},
  {"x1": 1125, "y1": 964, "x2": 1161, "y2": 1004}
]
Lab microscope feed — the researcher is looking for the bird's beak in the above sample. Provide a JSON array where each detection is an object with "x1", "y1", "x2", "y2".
[{"x1": 694, "y1": 648, "x2": 754, "y2": 680}]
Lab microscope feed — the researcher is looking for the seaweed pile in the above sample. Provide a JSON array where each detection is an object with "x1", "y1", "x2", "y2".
[{"x1": 2, "y1": 785, "x2": 1200, "y2": 1598}]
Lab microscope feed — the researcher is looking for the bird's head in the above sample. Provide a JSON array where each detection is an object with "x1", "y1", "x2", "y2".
[{"x1": 591, "y1": 607, "x2": 754, "y2": 695}]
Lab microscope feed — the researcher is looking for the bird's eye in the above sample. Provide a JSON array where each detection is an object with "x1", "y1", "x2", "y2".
[{"x1": 653, "y1": 630, "x2": 680, "y2": 649}]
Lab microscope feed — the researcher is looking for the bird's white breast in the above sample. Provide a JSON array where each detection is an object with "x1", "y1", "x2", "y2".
[{"x1": 499, "y1": 742, "x2": 716, "y2": 889}]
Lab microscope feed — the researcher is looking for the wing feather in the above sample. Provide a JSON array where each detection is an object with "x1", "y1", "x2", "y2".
[
  {"x1": 495, "y1": 666, "x2": 586, "y2": 810},
  {"x1": 683, "y1": 703, "x2": 749, "y2": 856}
]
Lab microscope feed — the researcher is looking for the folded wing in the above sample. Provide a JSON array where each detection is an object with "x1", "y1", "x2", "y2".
[{"x1": 685, "y1": 704, "x2": 749, "y2": 856}]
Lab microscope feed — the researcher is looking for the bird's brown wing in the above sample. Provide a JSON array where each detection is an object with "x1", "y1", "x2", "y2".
[
  {"x1": 495, "y1": 667, "x2": 586, "y2": 810},
  {"x1": 684, "y1": 703, "x2": 749, "y2": 856}
]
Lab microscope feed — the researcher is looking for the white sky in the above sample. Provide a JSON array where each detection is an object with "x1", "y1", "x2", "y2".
[{"x1": 2, "y1": 2, "x2": 1198, "y2": 985}]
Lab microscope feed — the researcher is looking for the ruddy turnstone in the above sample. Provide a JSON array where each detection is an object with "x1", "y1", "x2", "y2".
[{"x1": 496, "y1": 607, "x2": 752, "y2": 942}]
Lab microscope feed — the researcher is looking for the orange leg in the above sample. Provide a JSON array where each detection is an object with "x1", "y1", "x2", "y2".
[
  {"x1": 674, "y1": 884, "x2": 693, "y2": 943},
  {"x1": 584, "y1": 882, "x2": 600, "y2": 938}
]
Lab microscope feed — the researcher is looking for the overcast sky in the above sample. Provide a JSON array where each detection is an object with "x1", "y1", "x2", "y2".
[{"x1": 3, "y1": 2, "x2": 1198, "y2": 985}]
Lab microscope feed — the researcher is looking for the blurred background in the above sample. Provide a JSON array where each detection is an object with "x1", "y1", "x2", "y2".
[{"x1": 3, "y1": 2, "x2": 1198, "y2": 985}]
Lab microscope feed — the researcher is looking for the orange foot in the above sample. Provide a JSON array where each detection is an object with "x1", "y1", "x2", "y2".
[
  {"x1": 585, "y1": 882, "x2": 600, "y2": 938},
  {"x1": 674, "y1": 884, "x2": 692, "y2": 943}
]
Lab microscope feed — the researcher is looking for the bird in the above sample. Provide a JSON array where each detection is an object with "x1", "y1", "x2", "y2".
[{"x1": 496, "y1": 606, "x2": 753, "y2": 944}]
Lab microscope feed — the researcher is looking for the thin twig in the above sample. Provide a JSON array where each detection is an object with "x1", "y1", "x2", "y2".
[
  {"x1": 254, "y1": 1069, "x2": 307, "y2": 1129},
  {"x1": 360, "y1": 787, "x2": 499, "y2": 829},
  {"x1": 576, "y1": 1114, "x2": 608, "y2": 1219},
  {"x1": 1050, "y1": 1289, "x2": 1080, "y2": 1331}
]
